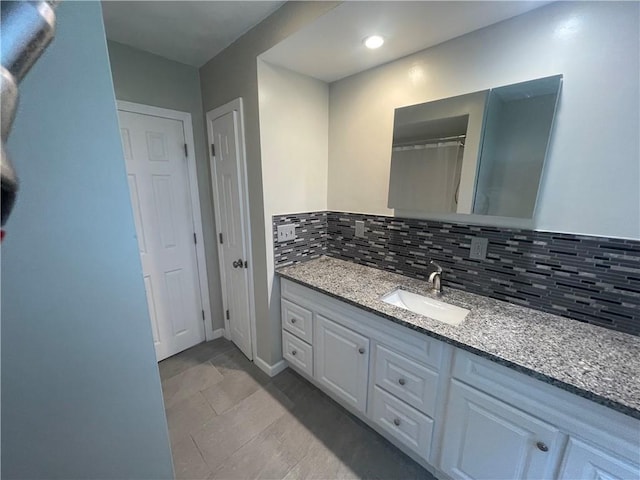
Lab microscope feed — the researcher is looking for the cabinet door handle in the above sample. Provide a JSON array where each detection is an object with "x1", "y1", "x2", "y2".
[
  {"x1": 358, "y1": 347, "x2": 366, "y2": 354},
  {"x1": 290, "y1": 318, "x2": 297, "y2": 324},
  {"x1": 398, "y1": 378, "x2": 406, "y2": 386},
  {"x1": 291, "y1": 350, "x2": 297, "y2": 356},
  {"x1": 393, "y1": 418, "x2": 401, "y2": 426},
  {"x1": 536, "y1": 441, "x2": 548, "y2": 452}
]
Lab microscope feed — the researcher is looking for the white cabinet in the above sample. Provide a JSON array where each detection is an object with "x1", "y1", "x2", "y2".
[
  {"x1": 282, "y1": 330, "x2": 313, "y2": 377},
  {"x1": 280, "y1": 278, "x2": 444, "y2": 466},
  {"x1": 282, "y1": 298, "x2": 313, "y2": 343},
  {"x1": 370, "y1": 385, "x2": 434, "y2": 461},
  {"x1": 374, "y1": 344, "x2": 439, "y2": 417},
  {"x1": 441, "y1": 380, "x2": 563, "y2": 480},
  {"x1": 314, "y1": 314, "x2": 370, "y2": 413},
  {"x1": 280, "y1": 277, "x2": 640, "y2": 480},
  {"x1": 558, "y1": 437, "x2": 640, "y2": 480}
]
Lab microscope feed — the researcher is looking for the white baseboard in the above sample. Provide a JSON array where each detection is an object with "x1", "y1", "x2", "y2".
[
  {"x1": 210, "y1": 328, "x2": 225, "y2": 340},
  {"x1": 254, "y1": 356, "x2": 287, "y2": 377}
]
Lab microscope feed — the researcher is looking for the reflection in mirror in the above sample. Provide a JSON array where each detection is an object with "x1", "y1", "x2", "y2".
[
  {"x1": 474, "y1": 75, "x2": 563, "y2": 217},
  {"x1": 387, "y1": 75, "x2": 562, "y2": 220},
  {"x1": 390, "y1": 122, "x2": 465, "y2": 214},
  {"x1": 388, "y1": 91, "x2": 488, "y2": 214}
]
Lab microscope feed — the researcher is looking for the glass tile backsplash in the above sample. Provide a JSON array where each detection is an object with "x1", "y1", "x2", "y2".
[{"x1": 273, "y1": 211, "x2": 640, "y2": 336}]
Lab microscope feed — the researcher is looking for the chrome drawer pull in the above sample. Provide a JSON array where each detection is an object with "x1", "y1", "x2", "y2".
[
  {"x1": 393, "y1": 418, "x2": 401, "y2": 426},
  {"x1": 398, "y1": 378, "x2": 406, "y2": 386}
]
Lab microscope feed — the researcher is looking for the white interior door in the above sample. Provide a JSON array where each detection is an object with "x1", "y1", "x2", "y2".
[
  {"x1": 208, "y1": 110, "x2": 253, "y2": 360},
  {"x1": 119, "y1": 110, "x2": 205, "y2": 361}
]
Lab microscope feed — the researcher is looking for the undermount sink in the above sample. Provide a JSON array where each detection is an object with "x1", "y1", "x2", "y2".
[{"x1": 380, "y1": 288, "x2": 470, "y2": 326}]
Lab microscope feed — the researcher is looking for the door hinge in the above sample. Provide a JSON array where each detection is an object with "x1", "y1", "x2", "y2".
[
  {"x1": 226, "y1": 309, "x2": 230, "y2": 320},
  {"x1": 211, "y1": 143, "x2": 216, "y2": 156},
  {"x1": 193, "y1": 232, "x2": 197, "y2": 244},
  {"x1": 184, "y1": 143, "x2": 188, "y2": 157},
  {"x1": 202, "y1": 310, "x2": 205, "y2": 321},
  {"x1": 219, "y1": 233, "x2": 223, "y2": 244}
]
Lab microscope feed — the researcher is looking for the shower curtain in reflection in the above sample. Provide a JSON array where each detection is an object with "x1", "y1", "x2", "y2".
[{"x1": 388, "y1": 141, "x2": 463, "y2": 214}]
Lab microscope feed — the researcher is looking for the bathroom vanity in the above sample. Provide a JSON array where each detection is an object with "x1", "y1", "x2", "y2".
[{"x1": 277, "y1": 257, "x2": 640, "y2": 480}]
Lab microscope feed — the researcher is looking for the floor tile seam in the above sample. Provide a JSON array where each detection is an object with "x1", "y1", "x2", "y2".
[
  {"x1": 212, "y1": 416, "x2": 312, "y2": 480},
  {"x1": 185, "y1": 434, "x2": 213, "y2": 478},
  {"x1": 196, "y1": 408, "x2": 291, "y2": 475},
  {"x1": 198, "y1": 372, "x2": 267, "y2": 416},
  {"x1": 166, "y1": 390, "x2": 214, "y2": 415},
  {"x1": 200, "y1": 387, "x2": 224, "y2": 416},
  {"x1": 187, "y1": 384, "x2": 292, "y2": 450},
  {"x1": 187, "y1": 384, "x2": 264, "y2": 440},
  {"x1": 165, "y1": 393, "x2": 219, "y2": 446},
  {"x1": 159, "y1": 364, "x2": 185, "y2": 384},
  {"x1": 161, "y1": 361, "x2": 225, "y2": 396}
]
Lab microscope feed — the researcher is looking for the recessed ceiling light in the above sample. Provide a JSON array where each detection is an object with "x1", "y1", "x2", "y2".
[{"x1": 364, "y1": 35, "x2": 384, "y2": 49}]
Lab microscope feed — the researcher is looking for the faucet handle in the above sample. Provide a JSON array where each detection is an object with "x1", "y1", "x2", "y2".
[{"x1": 430, "y1": 260, "x2": 443, "y2": 272}]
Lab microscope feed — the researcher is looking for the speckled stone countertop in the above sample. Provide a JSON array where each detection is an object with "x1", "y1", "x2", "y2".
[{"x1": 276, "y1": 256, "x2": 640, "y2": 419}]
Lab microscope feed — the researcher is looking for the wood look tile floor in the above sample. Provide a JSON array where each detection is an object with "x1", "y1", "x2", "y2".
[{"x1": 159, "y1": 339, "x2": 436, "y2": 480}]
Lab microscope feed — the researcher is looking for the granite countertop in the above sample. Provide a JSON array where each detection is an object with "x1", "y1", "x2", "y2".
[{"x1": 276, "y1": 256, "x2": 640, "y2": 419}]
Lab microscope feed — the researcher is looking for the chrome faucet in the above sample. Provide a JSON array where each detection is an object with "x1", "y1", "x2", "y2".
[{"x1": 429, "y1": 261, "x2": 443, "y2": 294}]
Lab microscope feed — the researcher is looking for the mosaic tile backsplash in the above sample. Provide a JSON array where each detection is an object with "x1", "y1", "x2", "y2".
[
  {"x1": 273, "y1": 211, "x2": 640, "y2": 336},
  {"x1": 273, "y1": 212, "x2": 327, "y2": 266}
]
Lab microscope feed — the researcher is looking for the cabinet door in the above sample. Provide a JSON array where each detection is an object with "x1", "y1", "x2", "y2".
[
  {"x1": 315, "y1": 314, "x2": 369, "y2": 413},
  {"x1": 440, "y1": 380, "x2": 562, "y2": 480},
  {"x1": 558, "y1": 437, "x2": 640, "y2": 480}
]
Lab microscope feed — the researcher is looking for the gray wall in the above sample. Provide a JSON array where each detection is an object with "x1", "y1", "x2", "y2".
[
  {"x1": 1, "y1": 3, "x2": 173, "y2": 478},
  {"x1": 107, "y1": 40, "x2": 224, "y2": 332},
  {"x1": 199, "y1": 1, "x2": 339, "y2": 365},
  {"x1": 328, "y1": 1, "x2": 640, "y2": 239}
]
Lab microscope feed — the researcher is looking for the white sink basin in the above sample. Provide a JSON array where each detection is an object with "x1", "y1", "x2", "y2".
[{"x1": 380, "y1": 288, "x2": 469, "y2": 326}]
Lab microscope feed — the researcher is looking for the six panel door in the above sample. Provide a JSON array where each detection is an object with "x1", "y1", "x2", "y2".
[
  {"x1": 119, "y1": 110, "x2": 204, "y2": 361},
  {"x1": 209, "y1": 110, "x2": 253, "y2": 359}
]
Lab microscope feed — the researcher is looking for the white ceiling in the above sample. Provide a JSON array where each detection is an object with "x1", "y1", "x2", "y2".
[
  {"x1": 261, "y1": 1, "x2": 551, "y2": 83},
  {"x1": 101, "y1": 1, "x2": 285, "y2": 67}
]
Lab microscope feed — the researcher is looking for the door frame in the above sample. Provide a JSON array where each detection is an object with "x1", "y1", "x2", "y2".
[
  {"x1": 117, "y1": 100, "x2": 215, "y2": 342},
  {"x1": 206, "y1": 98, "x2": 257, "y2": 361}
]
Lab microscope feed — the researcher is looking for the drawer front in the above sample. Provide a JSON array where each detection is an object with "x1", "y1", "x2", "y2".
[
  {"x1": 281, "y1": 298, "x2": 313, "y2": 343},
  {"x1": 374, "y1": 344, "x2": 439, "y2": 417},
  {"x1": 282, "y1": 330, "x2": 313, "y2": 377},
  {"x1": 370, "y1": 386, "x2": 433, "y2": 460}
]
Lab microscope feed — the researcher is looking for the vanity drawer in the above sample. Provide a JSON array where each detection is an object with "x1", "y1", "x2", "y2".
[
  {"x1": 282, "y1": 330, "x2": 313, "y2": 377},
  {"x1": 370, "y1": 385, "x2": 433, "y2": 461},
  {"x1": 281, "y1": 298, "x2": 313, "y2": 343},
  {"x1": 374, "y1": 345, "x2": 439, "y2": 417}
]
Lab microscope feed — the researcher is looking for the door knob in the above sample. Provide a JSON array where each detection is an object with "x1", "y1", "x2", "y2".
[
  {"x1": 291, "y1": 350, "x2": 297, "y2": 356},
  {"x1": 358, "y1": 347, "x2": 366, "y2": 354},
  {"x1": 393, "y1": 418, "x2": 401, "y2": 426},
  {"x1": 232, "y1": 258, "x2": 244, "y2": 268},
  {"x1": 536, "y1": 441, "x2": 548, "y2": 452},
  {"x1": 398, "y1": 378, "x2": 406, "y2": 386}
]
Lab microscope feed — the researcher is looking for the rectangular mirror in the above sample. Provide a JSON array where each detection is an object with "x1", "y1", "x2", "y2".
[{"x1": 388, "y1": 75, "x2": 562, "y2": 221}]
